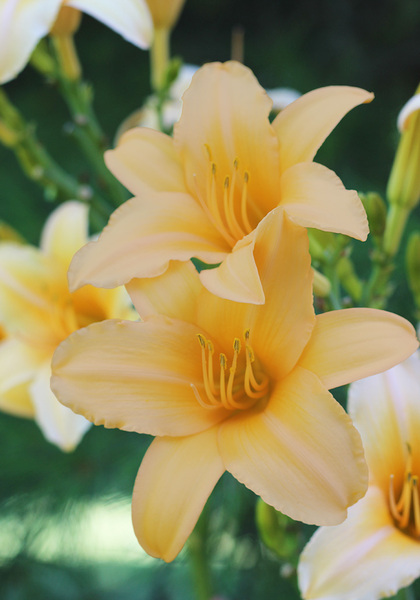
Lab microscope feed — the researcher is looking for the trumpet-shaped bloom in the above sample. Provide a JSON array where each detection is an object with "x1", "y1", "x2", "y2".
[
  {"x1": 0, "y1": 201, "x2": 136, "y2": 451},
  {"x1": 69, "y1": 61, "x2": 372, "y2": 304},
  {"x1": 0, "y1": 0, "x2": 153, "y2": 84},
  {"x1": 51, "y1": 210, "x2": 417, "y2": 560},
  {"x1": 298, "y1": 351, "x2": 420, "y2": 600}
]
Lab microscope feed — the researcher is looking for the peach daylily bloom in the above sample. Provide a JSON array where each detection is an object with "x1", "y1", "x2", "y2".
[
  {"x1": 69, "y1": 61, "x2": 371, "y2": 304},
  {"x1": 51, "y1": 211, "x2": 417, "y2": 560},
  {"x1": 0, "y1": 201, "x2": 136, "y2": 451},
  {"x1": 0, "y1": 0, "x2": 153, "y2": 84},
  {"x1": 299, "y1": 351, "x2": 420, "y2": 600}
]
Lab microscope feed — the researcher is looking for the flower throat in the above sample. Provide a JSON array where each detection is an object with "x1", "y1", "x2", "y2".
[{"x1": 193, "y1": 329, "x2": 269, "y2": 411}]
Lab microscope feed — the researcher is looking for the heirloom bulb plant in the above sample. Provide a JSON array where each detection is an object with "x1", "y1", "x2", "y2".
[
  {"x1": 0, "y1": 202, "x2": 136, "y2": 451},
  {"x1": 68, "y1": 60, "x2": 372, "y2": 305},
  {"x1": 51, "y1": 210, "x2": 418, "y2": 561},
  {"x1": 299, "y1": 351, "x2": 420, "y2": 600}
]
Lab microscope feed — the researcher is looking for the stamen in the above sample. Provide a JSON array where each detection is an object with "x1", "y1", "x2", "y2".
[
  {"x1": 190, "y1": 383, "x2": 221, "y2": 411},
  {"x1": 389, "y1": 475, "x2": 401, "y2": 521},
  {"x1": 226, "y1": 338, "x2": 241, "y2": 403},
  {"x1": 240, "y1": 172, "x2": 253, "y2": 234},
  {"x1": 196, "y1": 331, "x2": 269, "y2": 411},
  {"x1": 196, "y1": 334, "x2": 219, "y2": 406},
  {"x1": 206, "y1": 340, "x2": 216, "y2": 395},
  {"x1": 388, "y1": 443, "x2": 420, "y2": 538},
  {"x1": 226, "y1": 161, "x2": 246, "y2": 239},
  {"x1": 399, "y1": 473, "x2": 412, "y2": 529},
  {"x1": 219, "y1": 353, "x2": 229, "y2": 409},
  {"x1": 413, "y1": 476, "x2": 420, "y2": 536}
]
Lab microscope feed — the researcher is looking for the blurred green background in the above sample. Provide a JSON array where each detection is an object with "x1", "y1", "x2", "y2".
[{"x1": 1, "y1": 0, "x2": 420, "y2": 598}]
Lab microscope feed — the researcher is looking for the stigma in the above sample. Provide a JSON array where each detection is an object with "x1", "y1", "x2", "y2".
[{"x1": 194, "y1": 330, "x2": 269, "y2": 411}]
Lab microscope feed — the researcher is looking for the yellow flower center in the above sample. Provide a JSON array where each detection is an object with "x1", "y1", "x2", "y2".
[
  {"x1": 193, "y1": 329, "x2": 269, "y2": 411},
  {"x1": 195, "y1": 145, "x2": 263, "y2": 248},
  {"x1": 389, "y1": 444, "x2": 420, "y2": 538}
]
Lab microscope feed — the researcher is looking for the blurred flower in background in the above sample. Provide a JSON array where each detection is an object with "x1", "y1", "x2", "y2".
[
  {"x1": 0, "y1": 0, "x2": 153, "y2": 84},
  {"x1": 0, "y1": 201, "x2": 137, "y2": 451},
  {"x1": 299, "y1": 351, "x2": 420, "y2": 600}
]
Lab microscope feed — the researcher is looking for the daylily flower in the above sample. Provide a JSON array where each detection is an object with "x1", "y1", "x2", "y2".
[
  {"x1": 0, "y1": 201, "x2": 136, "y2": 451},
  {"x1": 115, "y1": 64, "x2": 300, "y2": 138},
  {"x1": 68, "y1": 61, "x2": 372, "y2": 304},
  {"x1": 298, "y1": 350, "x2": 420, "y2": 600},
  {"x1": 51, "y1": 210, "x2": 417, "y2": 561},
  {"x1": 0, "y1": 0, "x2": 153, "y2": 84}
]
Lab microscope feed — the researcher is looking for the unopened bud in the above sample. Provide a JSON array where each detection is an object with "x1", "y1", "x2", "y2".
[
  {"x1": 359, "y1": 192, "x2": 387, "y2": 240},
  {"x1": 312, "y1": 267, "x2": 331, "y2": 298},
  {"x1": 384, "y1": 85, "x2": 420, "y2": 256},
  {"x1": 50, "y1": 7, "x2": 82, "y2": 36},
  {"x1": 336, "y1": 256, "x2": 362, "y2": 302},
  {"x1": 145, "y1": 0, "x2": 186, "y2": 30},
  {"x1": 255, "y1": 499, "x2": 299, "y2": 562},
  {"x1": 406, "y1": 232, "x2": 420, "y2": 310}
]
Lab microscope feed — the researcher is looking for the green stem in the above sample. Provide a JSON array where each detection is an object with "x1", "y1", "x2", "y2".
[
  {"x1": 50, "y1": 35, "x2": 128, "y2": 207},
  {"x1": 0, "y1": 88, "x2": 109, "y2": 231},
  {"x1": 188, "y1": 509, "x2": 213, "y2": 600},
  {"x1": 150, "y1": 27, "x2": 170, "y2": 94}
]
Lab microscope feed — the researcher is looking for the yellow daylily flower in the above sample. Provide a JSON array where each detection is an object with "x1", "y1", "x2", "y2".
[
  {"x1": 299, "y1": 350, "x2": 420, "y2": 600},
  {"x1": 0, "y1": 0, "x2": 153, "y2": 84},
  {"x1": 69, "y1": 61, "x2": 372, "y2": 304},
  {"x1": 0, "y1": 201, "x2": 136, "y2": 451},
  {"x1": 51, "y1": 210, "x2": 417, "y2": 561}
]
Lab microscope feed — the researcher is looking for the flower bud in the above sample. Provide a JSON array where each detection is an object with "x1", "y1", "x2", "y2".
[
  {"x1": 359, "y1": 192, "x2": 387, "y2": 241},
  {"x1": 384, "y1": 85, "x2": 420, "y2": 256},
  {"x1": 145, "y1": 0, "x2": 186, "y2": 30},
  {"x1": 406, "y1": 231, "x2": 420, "y2": 311},
  {"x1": 336, "y1": 255, "x2": 362, "y2": 302},
  {"x1": 255, "y1": 498, "x2": 299, "y2": 562},
  {"x1": 50, "y1": 7, "x2": 82, "y2": 37}
]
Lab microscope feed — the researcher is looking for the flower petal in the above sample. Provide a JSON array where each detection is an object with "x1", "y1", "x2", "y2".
[
  {"x1": 174, "y1": 61, "x2": 281, "y2": 215},
  {"x1": 0, "y1": 244, "x2": 67, "y2": 344},
  {"x1": 105, "y1": 128, "x2": 187, "y2": 196},
  {"x1": 281, "y1": 162, "x2": 369, "y2": 241},
  {"x1": 219, "y1": 366, "x2": 367, "y2": 525},
  {"x1": 299, "y1": 308, "x2": 419, "y2": 390},
  {"x1": 197, "y1": 211, "x2": 315, "y2": 382},
  {"x1": 199, "y1": 232, "x2": 264, "y2": 304},
  {"x1": 66, "y1": 0, "x2": 153, "y2": 49},
  {"x1": 51, "y1": 317, "x2": 229, "y2": 437},
  {"x1": 0, "y1": 0, "x2": 61, "y2": 84},
  {"x1": 31, "y1": 361, "x2": 91, "y2": 452},
  {"x1": 348, "y1": 351, "x2": 420, "y2": 493},
  {"x1": 132, "y1": 428, "x2": 224, "y2": 562},
  {"x1": 272, "y1": 86, "x2": 374, "y2": 172},
  {"x1": 40, "y1": 201, "x2": 88, "y2": 270},
  {"x1": 126, "y1": 261, "x2": 202, "y2": 321},
  {"x1": 0, "y1": 338, "x2": 47, "y2": 418},
  {"x1": 298, "y1": 486, "x2": 420, "y2": 600},
  {"x1": 68, "y1": 193, "x2": 228, "y2": 292}
]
